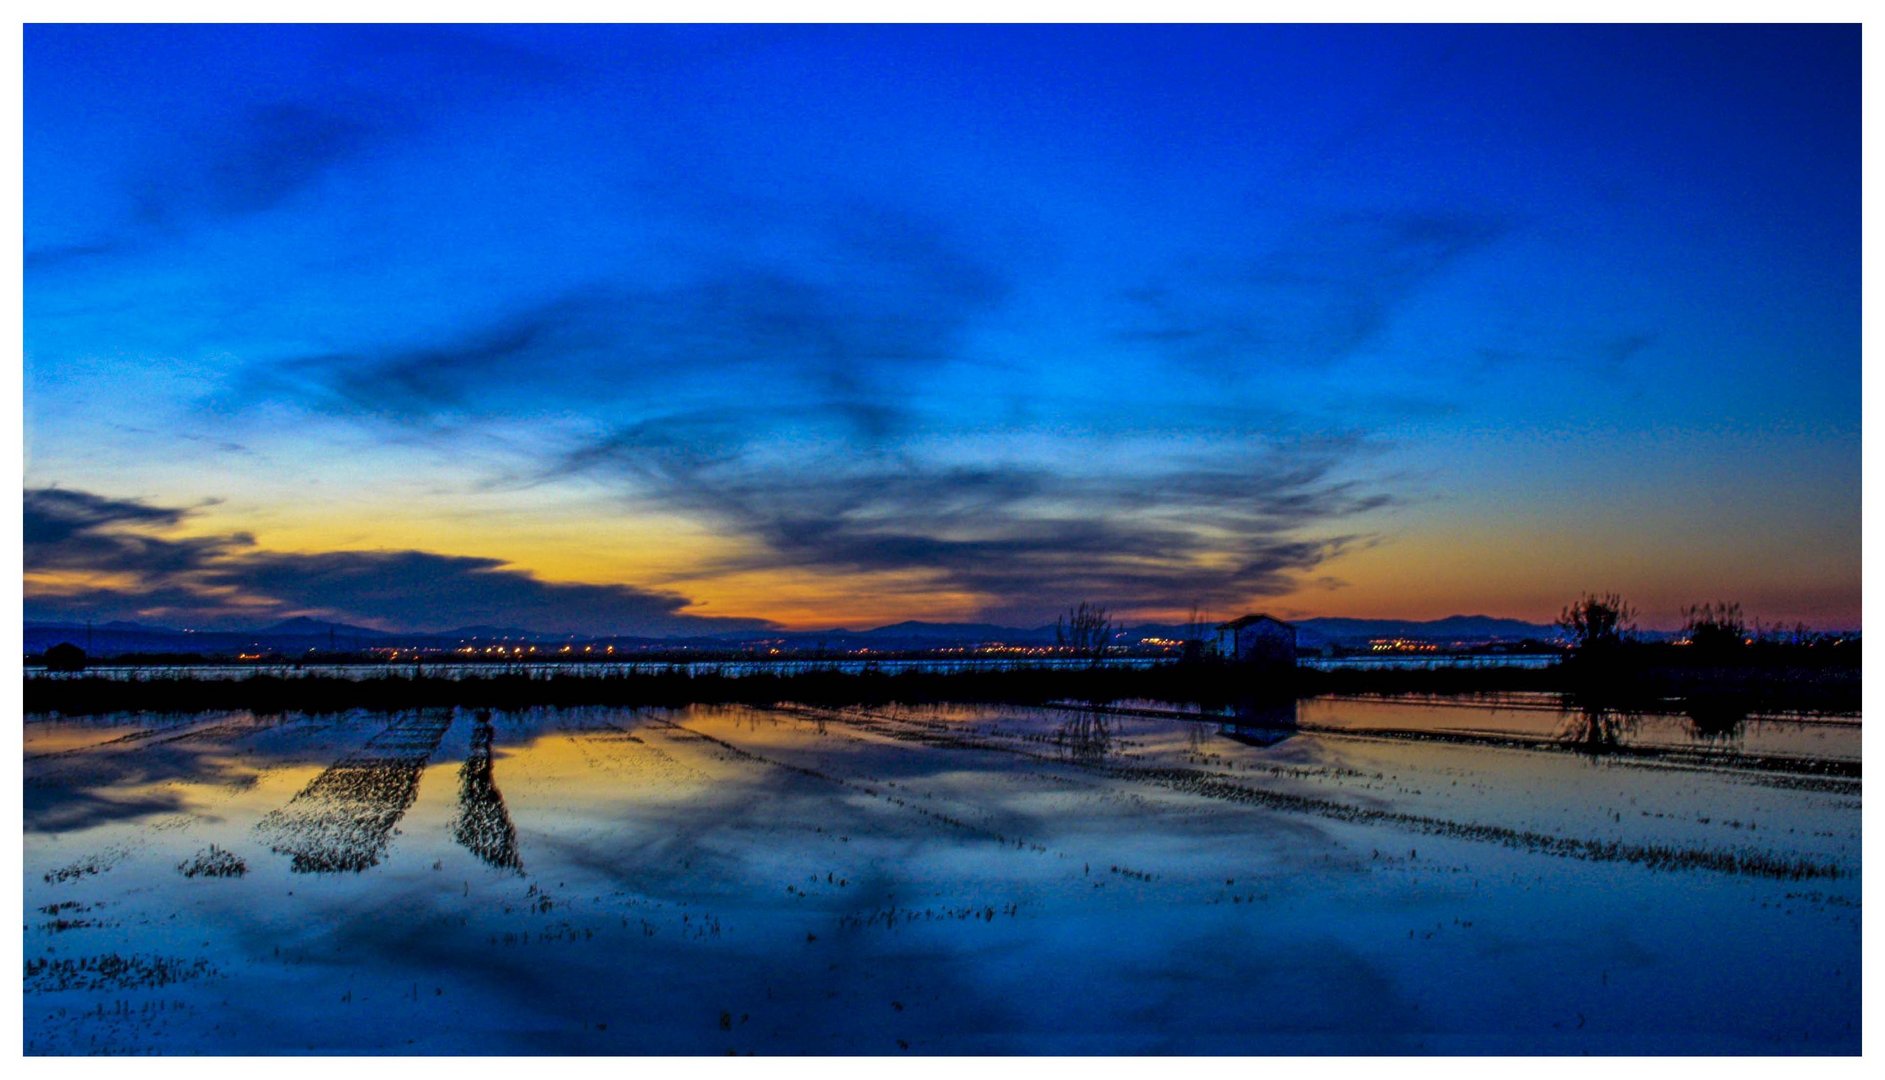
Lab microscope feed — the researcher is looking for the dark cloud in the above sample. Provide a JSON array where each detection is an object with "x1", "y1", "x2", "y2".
[
  {"x1": 31, "y1": 25, "x2": 581, "y2": 269},
  {"x1": 132, "y1": 100, "x2": 396, "y2": 225},
  {"x1": 1597, "y1": 332, "x2": 1658, "y2": 374},
  {"x1": 1120, "y1": 209, "x2": 1510, "y2": 367},
  {"x1": 23, "y1": 240, "x2": 132, "y2": 273},
  {"x1": 229, "y1": 206, "x2": 1004, "y2": 440},
  {"x1": 1466, "y1": 329, "x2": 1660, "y2": 382},
  {"x1": 555, "y1": 412, "x2": 1387, "y2": 621},
  {"x1": 203, "y1": 191, "x2": 1392, "y2": 623},
  {"x1": 226, "y1": 549, "x2": 765, "y2": 636},
  {"x1": 200, "y1": 103, "x2": 383, "y2": 216},
  {"x1": 22, "y1": 487, "x2": 766, "y2": 635},
  {"x1": 260, "y1": 291, "x2": 620, "y2": 424},
  {"x1": 25, "y1": 488, "x2": 193, "y2": 543},
  {"x1": 27, "y1": 100, "x2": 402, "y2": 275},
  {"x1": 141, "y1": 28, "x2": 577, "y2": 223},
  {"x1": 24, "y1": 488, "x2": 248, "y2": 585}
]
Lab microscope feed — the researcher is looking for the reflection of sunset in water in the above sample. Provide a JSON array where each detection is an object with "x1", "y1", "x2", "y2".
[{"x1": 23, "y1": 702, "x2": 1860, "y2": 1054}]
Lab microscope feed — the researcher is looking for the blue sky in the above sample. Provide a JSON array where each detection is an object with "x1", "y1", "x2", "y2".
[{"x1": 23, "y1": 24, "x2": 1861, "y2": 632}]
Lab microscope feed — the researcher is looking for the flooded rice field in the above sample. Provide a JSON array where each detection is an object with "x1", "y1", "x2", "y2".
[{"x1": 23, "y1": 696, "x2": 1861, "y2": 1054}]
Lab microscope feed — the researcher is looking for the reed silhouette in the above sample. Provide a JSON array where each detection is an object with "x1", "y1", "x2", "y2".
[{"x1": 24, "y1": 653, "x2": 1855, "y2": 717}]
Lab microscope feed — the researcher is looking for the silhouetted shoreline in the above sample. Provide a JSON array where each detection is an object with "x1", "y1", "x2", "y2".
[{"x1": 22, "y1": 651, "x2": 1859, "y2": 717}]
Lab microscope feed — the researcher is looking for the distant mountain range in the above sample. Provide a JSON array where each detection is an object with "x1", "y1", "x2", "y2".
[
  {"x1": 24, "y1": 612, "x2": 1568, "y2": 658},
  {"x1": 1284, "y1": 615, "x2": 1560, "y2": 648}
]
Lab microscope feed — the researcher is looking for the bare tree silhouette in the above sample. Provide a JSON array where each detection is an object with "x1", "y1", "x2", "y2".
[
  {"x1": 1055, "y1": 601, "x2": 1114, "y2": 663},
  {"x1": 1557, "y1": 592, "x2": 1637, "y2": 655},
  {"x1": 1682, "y1": 601, "x2": 1748, "y2": 654}
]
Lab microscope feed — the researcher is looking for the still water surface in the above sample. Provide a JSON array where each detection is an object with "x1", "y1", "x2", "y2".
[{"x1": 23, "y1": 696, "x2": 1860, "y2": 1054}]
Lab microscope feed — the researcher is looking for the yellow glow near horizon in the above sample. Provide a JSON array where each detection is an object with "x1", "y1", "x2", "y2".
[
  {"x1": 30, "y1": 472, "x2": 1859, "y2": 632},
  {"x1": 1263, "y1": 518, "x2": 1861, "y2": 630},
  {"x1": 674, "y1": 568, "x2": 987, "y2": 629},
  {"x1": 25, "y1": 569, "x2": 147, "y2": 594}
]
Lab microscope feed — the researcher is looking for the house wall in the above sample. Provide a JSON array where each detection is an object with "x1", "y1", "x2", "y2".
[{"x1": 1233, "y1": 624, "x2": 1297, "y2": 665}]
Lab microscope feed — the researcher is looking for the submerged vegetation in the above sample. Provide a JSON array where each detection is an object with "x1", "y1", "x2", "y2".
[
  {"x1": 177, "y1": 844, "x2": 248, "y2": 879},
  {"x1": 255, "y1": 712, "x2": 455, "y2": 872},
  {"x1": 452, "y1": 710, "x2": 524, "y2": 873}
]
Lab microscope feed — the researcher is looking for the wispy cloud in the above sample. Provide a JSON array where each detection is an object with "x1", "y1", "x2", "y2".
[
  {"x1": 204, "y1": 193, "x2": 1406, "y2": 621},
  {"x1": 176, "y1": 102, "x2": 385, "y2": 218},
  {"x1": 1120, "y1": 209, "x2": 1510, "y2": 368},
  {"x1": 28, "y1": 24, "x2": 575, "y2": 269},
  {"x1": 553, "y1": 411, "x2": 1387, "y2": 621},
  {"x1": 223, "y1": 202, "x2": 1005, "y2": 443},
  {"x1": 23, "y1": 240, "x2": 133, "y2": 273},
  {"x1": 25, "y1": 488, "x2": 247, "y2": 580}
]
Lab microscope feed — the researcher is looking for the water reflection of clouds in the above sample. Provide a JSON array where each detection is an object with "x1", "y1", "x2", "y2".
[
  {"x1": 27, "y1": 743, "x2": 272, "y2": 833},
  {"x1": 22, "y1": 700, "x2": 1863, "y2": 1053},
  {"x1": 26, "y1": 785, "x2": 195, "y2": 834},
  {"x1": 23, "y1": 711, "x2": 414, "y2": 836}
]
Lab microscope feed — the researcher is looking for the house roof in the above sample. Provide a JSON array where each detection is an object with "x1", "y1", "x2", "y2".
[{"x1": 1215, "y1": 613, "x2": 1294, "y2": 632}]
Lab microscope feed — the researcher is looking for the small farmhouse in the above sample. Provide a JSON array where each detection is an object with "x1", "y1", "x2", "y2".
[
  {"x1": 42, "y1": 642, "x2": 88, "y2": 673},
  {"x1": 1214, "y1": 614, "x2": 1298, "y2": 667}
]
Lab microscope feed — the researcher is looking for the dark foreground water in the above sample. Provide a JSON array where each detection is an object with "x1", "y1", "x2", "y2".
[{"x1": 23, "y1": 697, "x2": 1860, "y2": 1054}]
